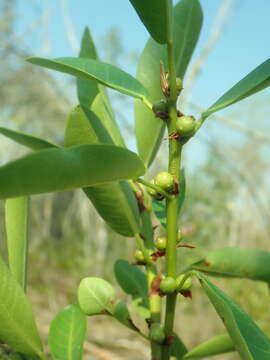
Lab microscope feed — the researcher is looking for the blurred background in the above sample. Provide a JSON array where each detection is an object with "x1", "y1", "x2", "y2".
[{"x1": 0, "y1": 0, "x2": 270, "y2": 359}]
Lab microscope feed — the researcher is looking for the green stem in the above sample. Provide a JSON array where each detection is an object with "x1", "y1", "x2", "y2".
[{"x1": 162, "y1": 1, "x2": 182, "y2": 359}]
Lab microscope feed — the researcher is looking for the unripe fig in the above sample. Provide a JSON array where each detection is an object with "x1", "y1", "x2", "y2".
[
  {"x1": 149, "y1": 322, "x2": 166, "y2": 344},
  {"x1": 176, "y1": 274, "x2": 192, "y2": 291},
  {"x1": 176, "y1": 77, "x2": 183, "y2": 93},
  {"x1": 176, "y1": 116, "x2": 196, "y2": 137},
  {"x1": 154, "y1": 172, "x2": 174, "y2": 192},
  {"x1": 155, "y1": 236, "x2": 167, "y2": 251},
  {"x1": 160, "y1": 277, "x2": 177, "y2": 294},
  {"x1": 134, "y1": 249, "x2": 145, "y2": 262},
  {"x1": 152, "y1": 99, "x2": 168, "y2": 114}
]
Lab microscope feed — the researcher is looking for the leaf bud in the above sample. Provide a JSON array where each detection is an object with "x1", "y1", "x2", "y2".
[
  {"x1": 154, "y1": 172, "x2": 174, "y2": 192},
  {"x1": 176, "y1": 274, "x2": 193, "y2": 292},
  {"x1": 160, "y1": 277, "x2": 177, "y2": 294},
  {"x1": 149, "y1": 322, "x2": 166, "y2": 344},
  {"x1": 176, "y1": 116, "x2": 196, "y2": 137},
  {"x1": 155, "y1": 236, "x2": 167, "y2": 251}
]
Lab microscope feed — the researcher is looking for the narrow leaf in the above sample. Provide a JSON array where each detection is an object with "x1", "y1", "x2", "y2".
[
  {"x1": 171, "y1": 334, "x2": 188, "y2": 359},
  {"x1": 0, "y1": 127, "x2": 57, "y2": 150},
  {"x1": 49, "y1": 304, "x2": 87, "y2": 360},
  {"x1": 112, "y1": 300, "x2": 139, "y2": 332},
  {"x1": 78, "y1": 277, "x2": 115, "y2": 315},
  {"x1": 184, "y1": 334, "x2": 234, "y2": 359},
  {"x1": 129, "y1": 0, "x2": 168, "y2": 44},
  {"x1": 135, "y1": 0, "x2": 203, "y2": 167},
  {"x1": 191, "y1": 247, "x2": 270, "y2": 283},
  {"x1": 114, "y1": 260, "x2": 150, "y2": 319},
  {"x1": 5, "y1": 197, "x2": 29, "y2": 290},
  {"x1": 77, "y1": 27, "x2": 99, "y2": 108},
  {"x1": 0, "y1": 144, "x2": 145, "y2": 199},
  {"x1": 202, "y1": 58, "x2": 270, "y2": 120},
  {"x1": 65, "y1": 106, "x2": 140, "y2": 236},
  {"x1": 0, "y1": 256, "x2": 43, "y2": 357},
  {"x1": 27, "y1": 57, "x2": 148, "y2": 100},
  {"x1": 196, "y1": 272, "x2": 270, "y2": 360}
]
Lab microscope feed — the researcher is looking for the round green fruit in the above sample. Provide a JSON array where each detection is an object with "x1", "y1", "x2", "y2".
[
  {"x1": 176, "y1": 77, "x2": 183, "y2": 92},
  {"x1": 134, "y1": 249, "x2": 145, "y2": 262},
  {"x1": 152, "y1": 99, "x2": 168, "y2": 114},
  {"x1": 176, "y1": 274, "x2": 192, "y2": 291},
  {"x1": 160, "y1": 277, "x2": 177, "y2": 294},
  {"x1": 149, "y1": 323, "x2": 166, "y2": 343},
  {"x1": 176, "y1": 116, "x2": 196, "y2": 137},
  {"x1": 154, "y1": 172, "x2": 174, "y2": 192},
  {"x1": 155, "y1": 236, "x2": 167, "y2": 251}
]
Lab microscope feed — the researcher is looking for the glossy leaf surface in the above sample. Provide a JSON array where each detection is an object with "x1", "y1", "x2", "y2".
[
  {"x1": 78, "y1": 277, "x2": 115, "y2": 315},
  {"x1": 5, "y1": 197, "x2": 29, "y2": 290},
  {"x1": 184, "y1": 334, "x2": 234, "y2": 359},
  {"x1": 114, "y1": 260, "x2": 150, "y2": 319},
  {"x1": 49, "y1": 304, "x2": 87, "y2": 360},
  {"x1": 65, "y1": 106, "x2": 140, "y2": 236},
  {"x1": 0, "y1": 256, "x2": 43, "y2": 357},
  {"x1": 202, "y1": 58, "x2": 270, "y2": 120},
  {"x1": 196, "y1": 272, "x2": 270, "y2": 359},
  {"x1": 0, "y1": 127, "x2": 57, "y2": 150},
  {"x1": 129, "y1": 0, "x2": 168, "y2": 44},
  {"x1": 0, "y1": 144, "x2": 145, "y2": 199},
  {"x1": 135, "y1": 0, "x2": 203, "y2": 167},
  {"x1": 191, "y1": 247, "x2": 270, "y2": 283},
  {"x1": 28, "y1": 57, "x2": 148, "y2": 100}
]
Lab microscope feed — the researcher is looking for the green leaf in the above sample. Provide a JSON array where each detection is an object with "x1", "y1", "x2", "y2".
[
  {"x1": 0, "y1": 127, "x2": 57, "y2": 150},
  {"x1": 65, "y1": 106, "x2": 140, "y2": 236},
  {"x1": 171, "y1": 334, "x2": 188, "y2": 359},
  {"x1": 91, "y1": 93, "x2": 125, "y2": 147},
  {"x1": 112, "y1": 300, "x2": 139, "y2": 332},
  {"x1": 129, "y1": 0, "x2": 168, "y2": 44},
  {"x1": 196, "y1": 272, "x2": 270, "y2": 360},
  {"x1": 183, "y1": 334, "x2": 234, "y2": 359},
  {"x1": 153, "y1": 168, "x2": 186, "y2": 228},
  {"x1": 135, "y1": 0, "x2": 203, "y2": 167},
  {"x1": 5, "y1": 197, "x2": 29, "y2": 290},
  {"x1": 202, "y1": 58, "x2": 270, "y2": 120},
  {"x1": 0, "y1": 256, "x2": 43, "y2": 357},
  {"x1": 49, "y1": 304, "x2": 87, "y2": 360},
  {"x1": 76, "y1": 30, "x2": 125, "y2": 147},
  {"x1": 114, "y1": 260, "x2": 150, "y2": 319},
  {"x1": 77, "y1": 27, "x2": 99, "y2": 108},
  {"x1": 27, "y1": 57, "x2": 148, "y2": 101},
  {"x1": 0, "y1": 144, "x2": 145, "y2": 199},
  {"x1": 78, "y1": 277, "x2": 115, "y2": 315},
  {"x1": 191, "y1": 247, "x2": 270, "y2": 283}
]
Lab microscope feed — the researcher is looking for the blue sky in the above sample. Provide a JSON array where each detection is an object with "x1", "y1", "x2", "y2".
[{"x1": 17, "y1": 0, "x2": 270, "y2": 169}]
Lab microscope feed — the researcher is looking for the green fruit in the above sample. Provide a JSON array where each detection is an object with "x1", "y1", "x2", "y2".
[
  {"x1": 149, "y1": 323, "x2": 166, "y2": 343},
  {"x1": 134, "y1": 249, "x2": 145, "y2": 262},
  {"x1": 176, "y1": 274, "x2": 192, "y2": 291},
  {"x1": 176, "y1": 77, "x2": 183, "y2": 92},
  {"x1": 155, "y1": 236, "x2": 167, "y2": 250},
  {"x1": 154, "y1": 172, "x2": 174, "y2": 192},
  {"x1": 176, "y1": 116, "x2": 196, "y2": 137},
  {"x1": 160, "y1": 277, "x2": 177, "y2": 294},
  {"x1": 152, "y1": 99, "x2": 168, "y2": 114}
]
